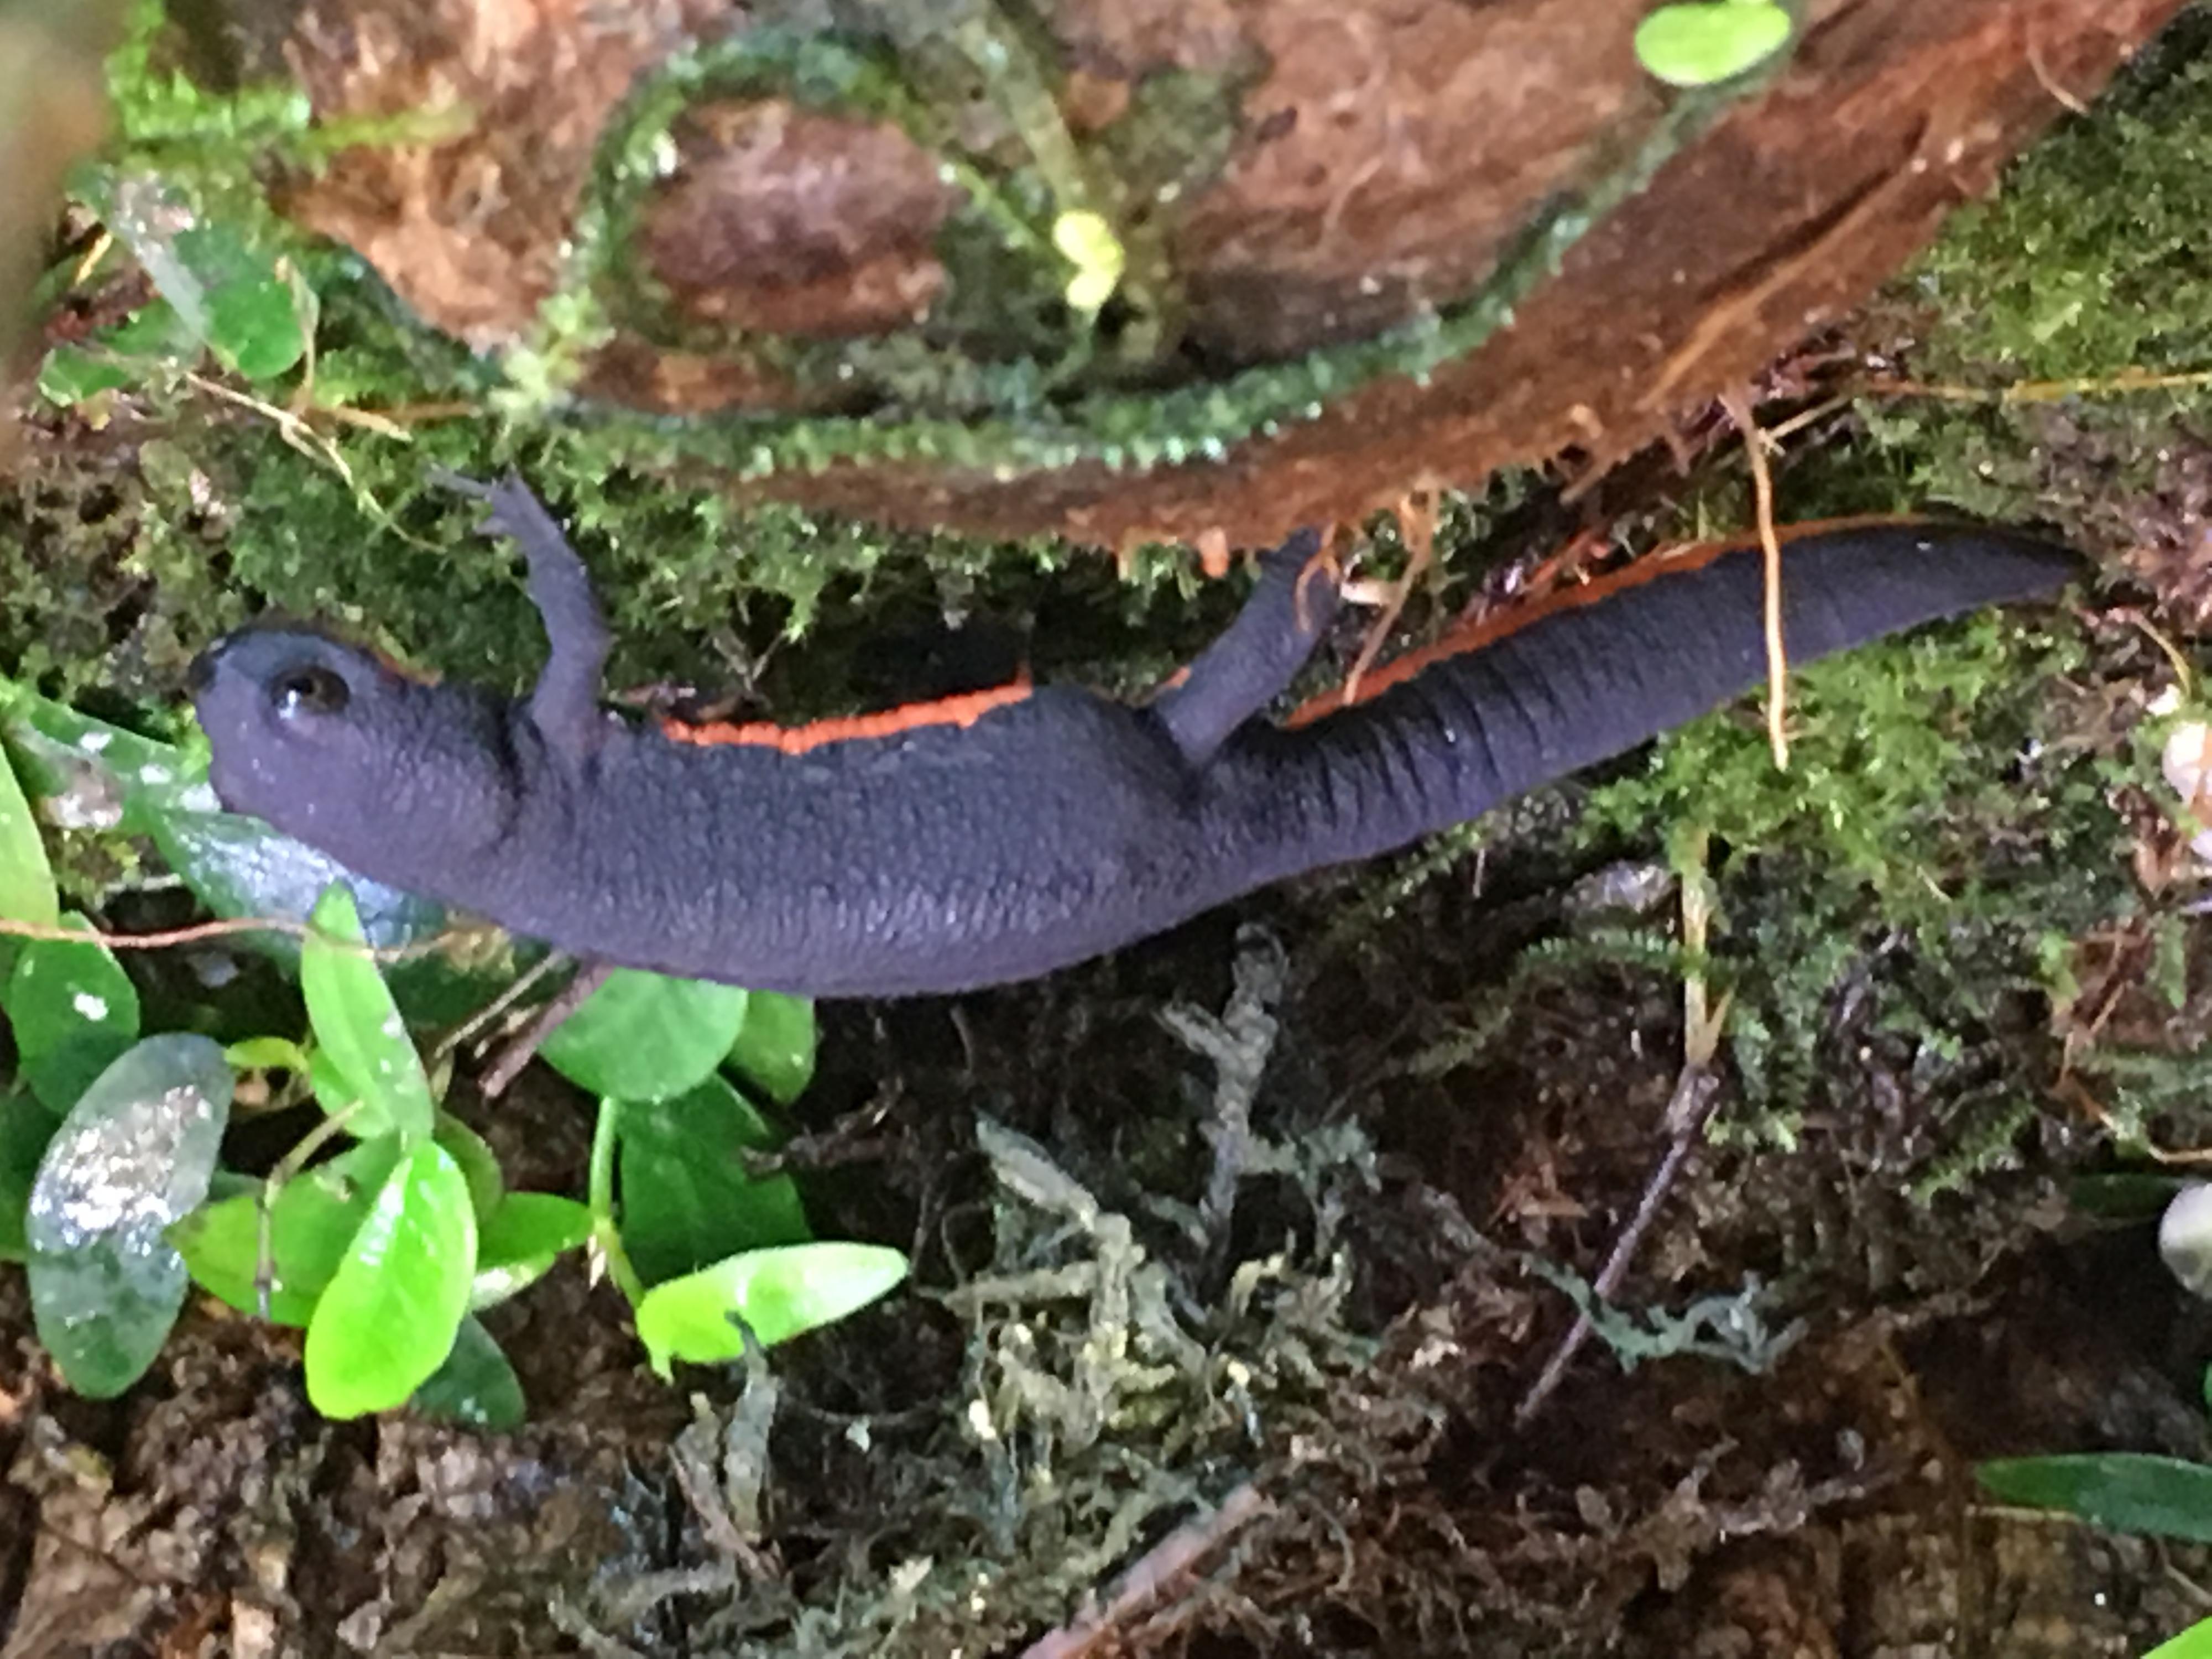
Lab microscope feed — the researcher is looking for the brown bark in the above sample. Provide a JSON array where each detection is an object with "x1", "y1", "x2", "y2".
[{"x1": 275, "y1": 0, "x2": 2189, "y2": 547}]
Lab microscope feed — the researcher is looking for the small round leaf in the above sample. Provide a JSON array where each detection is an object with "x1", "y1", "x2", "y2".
[
  {"x1": 410, "y1": 1315, "x2": 525, "y2": 1431},
  {"x1": 1634, "y1": 2, "x2": 1792, "y2": 88},
  {"x1": 169, "y1": 1136, "x2": 405, "y2": 1326},
  {"x1": 304, "y1": 1141, "x2": 477, "y2": 1418},
  {"x1": 2145, "y1": 1615, "x2": 2212, "y2": 1659},
  {"x1": 0, "y1": 735, "x2": 60, "y2": 959},
  {"x1": 26, "y1": 1035, "x2": 233, "y2": 1398},
  {"x1": 8, "y1": 914, "x2": 142, "y2": 1113},
  {"x1": 471, "y1": 1192, "x2": 592, "y2": 1310},
  {"x1": 619, "y1": 1077, "x2": 810, "y2": 1286},
  {"x1": 435, "y1": 1115, "x2": 505, "y2": 1220},
  {"x1": 726, "y1": 991, "x2": 817, "y2": 1105},
  {"x1": 634, "y1": 1242, "x2": 908, "y2": 1379},
  {"x1": 539, "y1": 970, "x2": 747, "y2": 1102},
  {"x1": 301, "y1": 883, "x2": 434, "y2": 1142},
  {"x1": 0, "y1": 1088, "x2": 57, "y2": 1262},
  {"x1": 1976, "y1": 1453, "x2": 2212, "y2": 1545}
]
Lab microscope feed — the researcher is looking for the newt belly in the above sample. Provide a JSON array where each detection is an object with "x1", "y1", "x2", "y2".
[{"x1": 189, "y1": 478, "x2": 2079, "y2": 997}]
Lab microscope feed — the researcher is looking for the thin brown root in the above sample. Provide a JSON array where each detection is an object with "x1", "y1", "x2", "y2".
[
  {"x1": 1340, "y1": 494, "x2": 1438, "y2": 705},
  {"x1": 2025, "y1": 30, "x2": 2091, "y2": 116},
  {"x1": 1514, "y1": 830, "x2": 1732, "y2": 1428},
  {"x1": 1860, "y1": 367, "x2": 2212, "y2": 405},
  {"x1": 478, "y1": 961, "x2": 614, "y2": 1099},
  {"x1": 1721, "y1": 387, "x2": 1791, "y2": 770},
  {"x1": 1017, "y1": 1484, "x2": 1271, "y2": 1659},
  {"x1": 435, "y1": 949, "x2": 571, "y2": 1062},
  {"x1": 0, "y1": 913, "x2": 442, "y2": 964}
]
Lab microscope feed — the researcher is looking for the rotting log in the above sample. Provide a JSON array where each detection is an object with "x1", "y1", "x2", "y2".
[{"x1": 269, "y1": 0, "x2": 2192, "y2": 549}]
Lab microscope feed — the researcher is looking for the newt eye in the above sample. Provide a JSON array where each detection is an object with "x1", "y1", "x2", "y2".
[{"x1": 269, "y1": 664, "x2": 350, "y2": 719}]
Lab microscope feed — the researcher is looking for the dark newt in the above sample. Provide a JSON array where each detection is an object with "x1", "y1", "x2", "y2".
[{"x1": 188, "y1": 478, "x2": 2080, "y2": 997}]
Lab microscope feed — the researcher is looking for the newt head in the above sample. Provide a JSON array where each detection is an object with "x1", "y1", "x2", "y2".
[{"x1": 190, "y1": 624, "x2": 521, "y2": 879}]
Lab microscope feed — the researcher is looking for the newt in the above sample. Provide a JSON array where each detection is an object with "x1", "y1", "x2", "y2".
[{"x1": 189, "y1": 477, "x2": 2079, "y2": 997}]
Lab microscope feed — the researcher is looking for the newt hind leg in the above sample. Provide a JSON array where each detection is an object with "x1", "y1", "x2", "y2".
[{"x1": 1150, "y1": 529, "x2": 1340, "y2": 768}]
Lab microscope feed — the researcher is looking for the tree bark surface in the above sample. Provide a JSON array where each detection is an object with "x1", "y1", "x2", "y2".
[{"x1": 276, "y1": 0, "x2": 2189, "y2": 546}]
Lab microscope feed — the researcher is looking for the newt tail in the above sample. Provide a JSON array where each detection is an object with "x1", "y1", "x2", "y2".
[{"x1": 189, "y1": 481, "x2": 2079, "y2": 998}]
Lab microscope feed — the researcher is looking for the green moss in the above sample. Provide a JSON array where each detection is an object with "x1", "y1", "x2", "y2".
[
  {"x1": 1583, "y1": 613, "x2": 2091, "y2": 903},
  {"x1": 1909, "y1": 24, "x2": 2212, "y2": 387},
  {"x1": 1579, "y1": 608, "x2": 2133, "y2": 1157},
  {"x1": 1832, "y1": 17, "x2": 2212, "y2": 528},
  {"x1": 2083, "y1": 1046, "x2": 2212, "y2": 1151},
  {"x1": 593, "y1": 1099, "x2": 1383, "y2": 1656},
  {"x1": 1094, "y1": 66, "x2": 1250, "y2": 218}
]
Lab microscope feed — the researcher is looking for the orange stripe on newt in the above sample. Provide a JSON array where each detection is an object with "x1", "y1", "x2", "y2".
[
  {"x1": 662, "y1": 680, "x2": 1032, "y2": 755},
  {"x1": 1284, "y1": 515, "x2": 1926, "y2": 729}
]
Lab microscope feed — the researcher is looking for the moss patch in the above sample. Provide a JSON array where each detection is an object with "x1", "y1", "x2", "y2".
[{"x1": 1580, "y1": 608, "x2": 2132, "y2": 1149}]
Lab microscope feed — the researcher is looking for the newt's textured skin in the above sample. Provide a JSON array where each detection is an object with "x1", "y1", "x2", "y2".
[{"x1": 190, "y1": 479, "x2": 2078, "y2": 997}]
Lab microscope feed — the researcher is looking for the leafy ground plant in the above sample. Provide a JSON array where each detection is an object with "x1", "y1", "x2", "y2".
[
  {"x1": 1976, "y1": 1451, "x2": 2212, "y2": 1658},
  {"x1": 1966, "y1": 1180, "x2": 2212, "y2": 1658},
  {"x1": 0, "y1": 685, "x2": 907, "y2": 1424}
]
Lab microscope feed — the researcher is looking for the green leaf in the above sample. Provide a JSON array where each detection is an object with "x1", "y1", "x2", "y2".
[
  {"x1": 1633, "y1": 2, "x2": 1792, "y2": 89},
  {"x1": 481, "y1": 1192, "x2": 594, "y2": 1263},
  {"x1": 2147, "y1": 1616, "x2": 2212, "y2": 1659},
  {"x1": 435, "y1": 1114, "x2": 504, "y2": 1220},
  {"x1": 181, "y1": 223, "x2": 307, "y2": 381},
  {"x1": 35, "y1": 345, "x2": 137, "y2": 406},
  {"x1": 479, "y1": 1190, "x2": 592, "y2": 1266},
  {"x1": 308, "y1": 1046, "x2": 357, "y2": 1117},
  {"x1": 410, "y1": 1314, "x2": 525, "y2": 1431},
  {"x1": 0, "y1": 1088, "x2": 56, "y2": 1261},
  {"x1": 471, "y1": 1191, "x2": 592, "y2": 1310},
  {"x1": 726, "y1": 990, "x2": 817, "y2": 1104},
  {"x1": 171, "y1": 1192, "x2": 310, "y2": 1324},
  {"x1": 25, "y1": 1035, "x2": 233, "y2": 1398},
  {"x1": 148, "y1": 808, "x2": 498, "y2": 1024},
  {"x1": 633, "y1": 1242, "x2": 908, "y2": 1380},
  {"x1": 619, "y1": 1077, "x2": 811, "y2": 1287},
  {"x1": 91, "y1": 186, "x2": 307, "y2": 382},
  {"x1": 1976, "y1": 1453, "x2": 2212, "y2": 1542},
  {"x1": 225, "y1": 1035, "x2": 312, "y2": 1076},
  {"x1": 6, "y1": 913, "x2": 142, "y2": 1113},
  {"x1": 145, "y1": 811, "x2": 450, "y2": 968},
  {"x1": 101, "y1": 295, "x2": 205, "y2": 362},
  {"x1": 1, "y1": 681, "x2": 490, "y2": 1018},
  {"x1": 0, "y1": 678, "x2": 200, "y2": 826},
  {"x1": 305, "y1": 1141, "x2": 477, "y2": 1419},
  {"x1": 0, "y1": 732, "x2": 59, "y2": 982},
  {"x1": 300, "y1": 883, "x2": 434, "y2": 1142},
  {"x1": 35, "y1": 300, "x2": 202, "y2": 406},
  {"x1": 2068, "y1": 1171, "x2": 2184, "y2": 1221},
  {"x1": 169, "y1": 1136, "x2": 404, "y2": 1326},
  {"x1": 97, "y1": 177, "x2": 217, "y2": 339},
  {"x1": 540, "y1": 971, "x2": 747, "y2": 1102}
]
